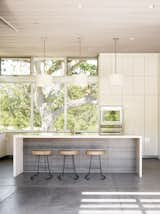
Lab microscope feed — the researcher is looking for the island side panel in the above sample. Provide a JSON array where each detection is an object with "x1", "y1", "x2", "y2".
[
  {"x1": 136, "y1": 137, "x2": 142, "y2": 178},
  {"x1": 13, "y1": 136, "x2": 24, "y2": 177},
  {"x1": 23, "y1": 137, "x2": 137, "y2": 174}
]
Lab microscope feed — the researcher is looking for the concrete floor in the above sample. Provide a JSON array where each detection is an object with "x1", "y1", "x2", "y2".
[{"x1": 1, "y1": 158, "x2": 160, "y2": 214}]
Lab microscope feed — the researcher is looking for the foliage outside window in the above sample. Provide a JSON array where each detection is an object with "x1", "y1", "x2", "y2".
[
  {"x1": 33, "y1": 58, "x2": 65, "y2": 131},
  {"x1": 0, "y1": 57, "x2": 98, "y2": 132},
  {"x1": 1, "y1": 58, "x2": 30, "y2": 75},
  {"x1": 33, "y1": 58, "x2": 65, "y2": 76},
  {"x1": 67, "y1": 84, "x2": 98, "y2": 133},
  {"x1": 33, "y1": 84, "x2": 64, "y2": 131},
  {"x1": 67, "y1": 58, "x2": 98, "y2": 133},
  {"x1": 67, "y1": 58, "x2": 97, "y2": 76},
  {"x1": 0, "y1": 83, "x2": 31, "y2": 130}
]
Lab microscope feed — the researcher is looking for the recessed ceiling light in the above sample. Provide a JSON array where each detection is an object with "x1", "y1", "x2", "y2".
[
  {"x1": 149, "y1": 3, "x2": 160, "y2": 9},
  {"x1": 129, "y1": 37, "x2": 135, "y2": 41}
]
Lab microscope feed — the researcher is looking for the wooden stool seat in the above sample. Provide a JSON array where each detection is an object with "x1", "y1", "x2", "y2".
[
  {"x1": 59, "y1": 150, "x2": 80, "y2": 156},
  {"x1": 32, "y1": 150, "x2": 53, "y2": 156},
  {"x1": 86, "y1": 149, "x2": 105, "y2": 156}
]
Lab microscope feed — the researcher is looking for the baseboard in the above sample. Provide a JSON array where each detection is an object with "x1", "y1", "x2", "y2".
[{"x1": 143, "y1": 155, "x2": 159, "y2": 159}]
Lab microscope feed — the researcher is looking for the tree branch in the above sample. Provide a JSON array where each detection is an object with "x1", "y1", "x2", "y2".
[{"x1": 52, "y1": 95, "x2": 96, "y2": 122}]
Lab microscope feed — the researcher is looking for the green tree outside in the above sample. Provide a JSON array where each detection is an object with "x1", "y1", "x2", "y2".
[{"x1": 0, "y1": 58, "x2": 98, "y2": 132}]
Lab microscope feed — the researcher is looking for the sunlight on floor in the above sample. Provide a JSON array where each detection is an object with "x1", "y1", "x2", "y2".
[
  {"x1": 81, "y1": 199, "x2": 136, "y2": 203},
  {"x1": 79, "y1": 211, "x2": 142, "y2": 214},
  {"x1": 79, "y1": 192, "x2": 160, "y2": 214},
  {"x1": 82, "y1": 192, "x2": 160, "y2": 195}
]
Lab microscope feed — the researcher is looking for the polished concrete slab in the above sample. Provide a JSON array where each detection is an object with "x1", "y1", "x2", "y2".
[{"x1": 0, "y1": 157, "x2": 160, "y2": 214}]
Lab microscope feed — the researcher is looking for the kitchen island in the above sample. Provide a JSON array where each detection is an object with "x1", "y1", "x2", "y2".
[{"x1": 13, "y1": 134, "x2": 142, "y2": 177}]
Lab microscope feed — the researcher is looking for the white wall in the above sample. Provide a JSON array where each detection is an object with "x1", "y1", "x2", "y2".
[{"x1": 99, "y1": 53, "x2": 160, "y2": 156}]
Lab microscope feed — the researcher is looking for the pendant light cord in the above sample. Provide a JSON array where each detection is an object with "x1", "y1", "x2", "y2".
[
  {"x1": 113, "y1": 38, "x2": 119, "y2": 74},
  {"x1": 43, "y1": 38, "x2": 46, "y2": 74},
  {"x1": 78, "y1": 37, "x2": 82, "y2": 74},
  {"x1": 78, "y1": 37, "x2": 82, "y2": 58},
  {"x1": 42, "y1": 37, "x2": 46, "y2": 74}
]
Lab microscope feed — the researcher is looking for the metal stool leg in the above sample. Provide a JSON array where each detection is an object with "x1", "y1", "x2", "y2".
[
  {"x1": 85, "y1": 156, "x2": 92, "y2": 180},
  {"x1": 45, "y1": 156, "x2": 53, "y2": 180},
  {"x1": 72, "y1": 155, "x2": 79, "y2": 180},
  {"x1": 30, "y1": 155, "x2": 40, "y2": 180},
  {"x1": 99, "y1": 155, "x2": 106, "y2": 180},
  {"x1": 58, "y1": 155, "x2": 66, "y2": 180}
]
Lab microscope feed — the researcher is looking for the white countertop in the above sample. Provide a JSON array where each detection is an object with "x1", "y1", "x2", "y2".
[{"x1": 13, "y1": 133, "x2": 142, "y2": 139}]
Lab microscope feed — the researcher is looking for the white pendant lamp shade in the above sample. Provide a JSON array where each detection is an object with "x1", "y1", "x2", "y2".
[
  {"x1": 36, "y1": 73, "x2": 52, "y2": 87},
  {"x1": 71, "y1": 37, "x2": 88, "y2": 87},
  {"x1": 110, "y1": 37, "x2": 123, "y2": 87},
  {"x1": 36, "y1": 38, "x2": 53, "y2": 87}
]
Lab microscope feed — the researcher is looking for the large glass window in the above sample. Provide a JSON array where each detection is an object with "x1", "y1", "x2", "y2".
[
  {"x1": 67, "y1": 58, "x2": 98, "y2": 133},
  {"x1": 67, "y1": 84, "x2": 98, "y2": 133},
  {"x1": 0, "y1": 57, "x2": 98, "y2": 132},
  {"x1": 33, "y1": 58, "x2": 65, "y2": 131},
  {"x1": 67, "y1": 58, "x2": 97, "y2": 76},
  {"x1": 0, "y1": 83, "x2": 31, "y2": 130},
  {"x1": 33, "y1": 58, "x2": 65, "y2": 76},
  {"x1": 33, "y1": 84, "x2": 64, "y2": 131},
  {"x1": 1, "y1": 58, "x2": 30, "y2": 75}
]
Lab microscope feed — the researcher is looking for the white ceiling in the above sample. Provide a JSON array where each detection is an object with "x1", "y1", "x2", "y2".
[{"x1": 0, "y1": 0, "x2": 160, "y2": 57}]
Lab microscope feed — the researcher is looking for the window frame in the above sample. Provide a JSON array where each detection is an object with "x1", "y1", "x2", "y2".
[
  {"x1": 0, "y1": 81, "x2": 33, "y2": 131},
  {"x1": 66, "y1": 57, "x2": 99, "y2": 133},
  {"x1": 66, "y1": 57, "x2": 98, "y2": 76},
  {"x1": 0, "y1": 56, "x2": 99, "y2": 133},
  {"x1": 0, "y1": 57, "x2": 31, "y2": 76}
]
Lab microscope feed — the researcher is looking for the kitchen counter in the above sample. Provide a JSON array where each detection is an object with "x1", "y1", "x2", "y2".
[{"x1": 13, "y1": 134, "x2": 142, "y2": 177}]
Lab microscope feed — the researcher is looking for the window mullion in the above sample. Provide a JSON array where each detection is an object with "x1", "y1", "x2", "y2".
[
  {"x1": 30, "y1": 84, "x2": 34, "y2": 131},
  {"x1": 64, "y1": 57, "x2": 68, "y2": 132},
  {"x1": 64, "y1": 84, "x2": 67, "y2": 132}
]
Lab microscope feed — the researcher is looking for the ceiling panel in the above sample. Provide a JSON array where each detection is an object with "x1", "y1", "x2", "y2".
[{"x1": 0, "y1": 0, "x2": 160, "y2": 56}]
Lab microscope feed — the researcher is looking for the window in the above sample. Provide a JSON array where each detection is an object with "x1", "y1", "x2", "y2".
[
  {"x1": 67, "y1": 58, "x2": 97, "y2": 76},
  {"x1": 67, "y1": 84, "x2": 98, "y2": 133},
  {"x1": 1, "y1": 58, "x2": 30, "y2": 75},
  {"x1": 33, "y1": 58, "x2": 65, "y2": 131},
  {"x1": 33, "y1": 58, "x2": 65, "y2": 76},
  {"x1": 0, "y1": 83, "x2": 31, "y2": 130},
  {"x1": 33, "y1": 84, "x2": 64, "y2": 131},
  {"x1": 0, "y1": 57, "x2": 98, "y2": 132},
  {"x1": 67, "y1": 58, "x2": 98, "y2": 133}
]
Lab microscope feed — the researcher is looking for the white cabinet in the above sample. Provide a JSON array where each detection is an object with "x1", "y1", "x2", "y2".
[
  {"x1": 99, "y1": 53, "x2": 160, "y2": 156},
  {"x1": 0, "y1": 133, "x2": 6, "y2": 157}
]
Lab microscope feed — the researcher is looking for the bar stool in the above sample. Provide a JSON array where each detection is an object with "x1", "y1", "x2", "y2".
[
  {"x1": 85, "y1": 149, "x2": 106, "y2": 180},
  {"x1": 58, "y1": 150, "x2": 80, "y2": 180},
  {"x1": 30, "y1": 150, "x2": 53, "y2": 180}
]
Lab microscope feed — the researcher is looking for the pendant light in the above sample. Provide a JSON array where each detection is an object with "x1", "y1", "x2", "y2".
[
  {"x1": 72, "y1": 37, "x2": 88, "y2": 87},
  {"x1": 109, "y1": 38, "x2": 123, "y2": 86},
  {"x1": 36, "y1": 38, "x2": 52, "y2": 87}
]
